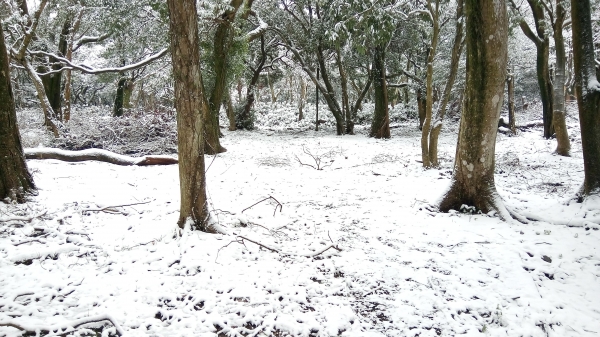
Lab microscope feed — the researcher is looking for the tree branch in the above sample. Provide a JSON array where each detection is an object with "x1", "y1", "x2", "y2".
[{"x1": 28, "y1": 48, "x2": 168, "y2": 75}]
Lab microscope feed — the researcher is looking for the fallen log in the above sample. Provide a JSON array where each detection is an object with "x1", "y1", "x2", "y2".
[{"x1": 24, "y1": 148, "x2": 178, "y2": 166}]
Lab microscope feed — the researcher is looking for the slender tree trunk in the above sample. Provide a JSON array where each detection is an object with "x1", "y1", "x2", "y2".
[
  {"x1": 428, "y1": 0, "x2": 464, "y2": 167},
  {"x1": 439, "y1": 0, "x2": 511, "y2": 219},
  {"x1": 0, "y1": 20, "x2": 35, "y2": 202},
  {"x1": 336, "y1": 48, "x2": 352, "y2": 134},
  {"x1": 298, "y1": 76, "x2": 306, "y2": 121},
  {"x1": 507, "y1": 70, "x2": 516, "y2": 134},
  {"x1": 571, "y1": 0, "x2": 600, "y2": 197},
  {"x1": 552, "y1": 2, "x2": 571, "y2": 156},
  {"x1": 417, "y1": 88, "x2": 426, "y2": 130},
  {"x1": 316, "y1": 44, "x2": 344, "y2": 135},
  {"x1": 23, "y1": 59, "x2": 60, "y2": 137},
  {"x1": 370, "y1": 46, "x2": 390, "y2": 138},
  {"x1": 421, "y1": 0, "x2": 440, "y2": 167},
  {"x1": 239, "y1": 35, "x2": 267, "y2": 130},
  {"x1": 167, "y1": 0, "x2": 212, "y2": 232}
]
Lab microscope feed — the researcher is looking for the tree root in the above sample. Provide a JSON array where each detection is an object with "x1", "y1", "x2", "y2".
[{"x1": 25, "y1": 148, "x2": 178, "y2": 166}]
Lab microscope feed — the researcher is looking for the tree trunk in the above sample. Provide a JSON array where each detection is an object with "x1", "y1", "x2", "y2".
[
  {"x1": 238, "y1": 35, "x2": 267, "y2": 130},
  {"x1": 571, "y1": 0, "x2": 600, "y2": 197},
  {"x1": 39, "y1": 18, "x2": 70, "y2": 120},
  {"x1": 113, "y1": 77, "x2": 126, "y2": 117},
  {"x1": 417, "y1": 87, "x2": 426, "y2": 130},
  {"x1": 439, "y1": 0, "x2": 511, "y2": 218},
  {"x1": 23, "y1": 59, "x2": 60, "y2": 137},
  {"x1": 517, "y1": 0, "x2": 553, "y2": 139},
  {"x1": 421, "y1": 0, "x2": 440, "y2": 167},
  {"x1": 316, "y1": 44, "x2": 344, "y2": 135},
  {"x1": 0, "y1": 20, "x2": 35, "y2": 202},
  {"x1": 167, "y1": 0, "x2": 213, "y2": 232},
  {"x1": 336, "y1": 48, "x2": 353, "y2": 134},
  {"x1": 428, "y1": 0, "x2": 464, "y2": 167},
  {"x1": 552, "y1": 1, "x2": 571, "y2": 156},
  {"x1": 225, "y1": 92, "x2": 236, "y2": 131},
  {"x1": 298, "y1": 76, "x2": 306, "y2": 121},
  {"x1": 206, "y1": 1, "x2": 243, "y2": 154},
  {"x1": 63, "y1": 9, "x2": 84, "y2": 122},
  {"x1": 370, "y1": 46, "x2": 390, "y2": 138},
  {"x1": 507, "y1": 70, "x2": 516, "y2": 134}
]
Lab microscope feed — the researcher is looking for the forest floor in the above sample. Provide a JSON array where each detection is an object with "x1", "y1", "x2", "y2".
[{"x1": 1, "y1": 103, "x2": 599, "y2": 337}]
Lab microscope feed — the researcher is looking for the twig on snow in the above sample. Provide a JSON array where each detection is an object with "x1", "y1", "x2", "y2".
[
  {"x1": 241, "y1": 196, "x2": 283, "y2": 216},
  {"x1": 83, "y1": 199, "x2": 152, "y2": 214}
]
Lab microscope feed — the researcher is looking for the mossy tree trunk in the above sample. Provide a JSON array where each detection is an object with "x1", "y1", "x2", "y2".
[
  {"x1": 370, "y1": 46, "x2": 390, "y2": 139},
  {"x1": 166, "y1": 0, "x2": 212, "y2": 232},
  {"x1": 0, "y1": 20, "x2": 35, "y2": 202},
  {"x1": 439, "y1": 0, "x2": 510, "y2": 218},
  {"x1": 571, "y1": 0, "x2": 600, "y2": 197}
]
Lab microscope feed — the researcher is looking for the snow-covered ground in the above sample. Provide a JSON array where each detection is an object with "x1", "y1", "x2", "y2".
[{"x1": 1, "y1": 104, "x2": 599, "y2": 337}]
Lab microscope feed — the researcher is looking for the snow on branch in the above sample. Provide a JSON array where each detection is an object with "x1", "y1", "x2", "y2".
[
  {"x1": 25, "y1": 148, "x2": 178, "y2": 166},
  {"x1": 247, "y1": 17, "x2": 268, "y2": 42},
  {"x1": 28, "y1": 48, "x2": 169, "y2": 75}
]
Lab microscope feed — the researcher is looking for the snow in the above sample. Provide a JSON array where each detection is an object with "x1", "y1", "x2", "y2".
[{"x1": 1, "y1": 105, "x2": 600, "y2": 337}]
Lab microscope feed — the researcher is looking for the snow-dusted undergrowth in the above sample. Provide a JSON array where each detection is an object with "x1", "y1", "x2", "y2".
[{"x1": 1, "y1": 103, "x2": 599, "y2": 337}]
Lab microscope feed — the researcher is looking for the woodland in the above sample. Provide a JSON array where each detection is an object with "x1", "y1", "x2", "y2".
[{"x1": 1, "y1": 0, "x2": 600, "y2": 336}]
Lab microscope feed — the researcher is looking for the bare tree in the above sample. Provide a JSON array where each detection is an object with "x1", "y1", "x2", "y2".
[
  {"x1": 166, "y1": 0, "x2": 213, "y2": 231},
  {"x1": 0, "y1": 20, "x2": 35, "y2": 202}
]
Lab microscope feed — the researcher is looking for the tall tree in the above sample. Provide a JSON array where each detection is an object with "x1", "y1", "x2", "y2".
[
  {"x1": 0, "y1": 20, "x2": 35, "y2": 202},
  {"x1": 166, "y1": 0, "x2": 213, "y2": 231},
  {"x1": 571, "y1": 0, "x2": 600, "y2": 198},
  {"x1": 439, "y1": 0, "x2": 514, "y2": 219}
]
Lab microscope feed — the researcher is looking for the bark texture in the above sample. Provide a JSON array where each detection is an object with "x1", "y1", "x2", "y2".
[
  {"x1": 571, "y1": 0, "x2": 600, "y2": 196},
  {"x1": 0, "y1": 20, "x2": 35, "y2": 202},
  {"x1": 439, "y1": 0, "x2": 508, "y2": 215},
  {"x1": 167, "y1": 0, "x2": 212, "y2": 231}
]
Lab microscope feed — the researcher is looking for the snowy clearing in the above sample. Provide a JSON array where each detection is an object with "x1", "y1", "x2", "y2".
[{"x1": 1, "y1": 105, "x2": 600, "y2": 337}]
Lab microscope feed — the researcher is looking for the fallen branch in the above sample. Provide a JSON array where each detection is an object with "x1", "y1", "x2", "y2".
[
  {"x1": 25, "y1": 148, "x2": 178, "y2": 166},
  {"x1": 83, "y1": 200, "x2": 152, "y2": 214},
  {"x1": 241, "y1": 196, "x2": 283, "y2": 216},
  {"x1": 0, "y1": 314, "x2": 124, "y2": 336},
  {"x1": 0, "y1": 211, "x2": 47, "y2": 223}
]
